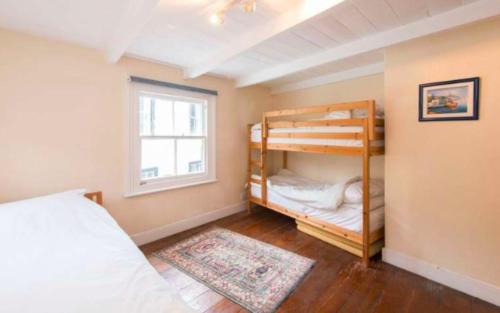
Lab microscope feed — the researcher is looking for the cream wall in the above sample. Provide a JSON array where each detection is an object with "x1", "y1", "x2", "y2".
[
  {"x1": 269, "y1": 74, "x2": 385, "y2": 183},
  {"x1": 0, "y1": 29, "x2": 270, "y2": 235},
  {"x1": 3, "y1": 15, "x2": 500, "y2": 289},
  {"x1": 385, "y1": 18, "x2": 500, "y2": 286}
]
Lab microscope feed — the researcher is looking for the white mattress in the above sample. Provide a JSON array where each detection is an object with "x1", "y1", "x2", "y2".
[
  {"x1": 0, "y1": 190, "x2": 194, "y2": 313},
  {"x1": 251, "y1": 124, "x2": 385, "y2": 147},
  {"x1": 251, "y1": 178, "x2": 384, "y2": 233}
]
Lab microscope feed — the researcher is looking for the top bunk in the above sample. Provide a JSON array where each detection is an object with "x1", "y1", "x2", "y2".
[{"x1": 250, "y1": 100, "x2": 385, "y2": 156}]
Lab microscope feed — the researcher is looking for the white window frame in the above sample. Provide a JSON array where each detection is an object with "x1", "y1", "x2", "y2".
[{"x1": 126, "y1": 82, "x2": 216, "y2": 197}]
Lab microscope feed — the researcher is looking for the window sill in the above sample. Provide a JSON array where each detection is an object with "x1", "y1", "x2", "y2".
[{"x1": 124, "y1": 179, "x2": 218, "y2": 198}]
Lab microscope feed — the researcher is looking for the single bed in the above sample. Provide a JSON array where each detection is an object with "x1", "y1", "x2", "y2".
[{"x1": 0, "y1": 190, "x2": 194, "y2": 313}]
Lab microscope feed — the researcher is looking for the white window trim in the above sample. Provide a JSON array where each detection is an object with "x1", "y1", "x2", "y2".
[{"x1": 125, "y1": 82, "x2": 216, "y2": 198}]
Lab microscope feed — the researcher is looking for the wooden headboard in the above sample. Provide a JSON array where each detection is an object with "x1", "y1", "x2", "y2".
[{"x1": 84, "y1": 191, "x2": 103, "y2": 205}]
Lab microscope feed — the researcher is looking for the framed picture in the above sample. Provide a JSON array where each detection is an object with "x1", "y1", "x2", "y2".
[{"x1": 419, "y1": 77, "x2": 480, "y2": 122}]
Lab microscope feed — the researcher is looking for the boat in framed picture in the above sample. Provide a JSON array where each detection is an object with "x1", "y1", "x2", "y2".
[{"x1": 419, "y1": 77, "x2": 479, "y2": 122}]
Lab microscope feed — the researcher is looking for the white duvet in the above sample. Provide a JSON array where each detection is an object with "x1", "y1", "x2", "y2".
[
  {"x1": 0, "y1": 190, "x2": 195, "y2": 313},
  {"x1": 251, "y1": 172, "x2": 385, "y2": 232},
  {"x1": 267, "y1": 169, "x2": 357, "y2": 211}
]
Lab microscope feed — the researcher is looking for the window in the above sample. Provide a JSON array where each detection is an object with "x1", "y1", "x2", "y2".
[
  {"x1": 127, "y1": 82, "x2": 216, "y2": 196},
  {"x1": 141, "y1": 167, "x2": 159, "y2": 179},
  {"x1": 188, "y1": 161, "x2": 202, "y2": 172}
]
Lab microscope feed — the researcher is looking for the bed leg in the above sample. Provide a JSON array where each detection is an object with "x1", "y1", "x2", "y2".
[{"x1": 363, "y1": 253, "x2": 370, "y2": 267}]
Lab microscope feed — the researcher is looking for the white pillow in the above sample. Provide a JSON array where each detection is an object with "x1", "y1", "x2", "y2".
[
  {"x1": 365, "y1": 195, "x2": 384, "y2": 210},
  {"x1": 251, "y1": 123, "x2": 261, "y2": 130},
  {"x1": 342, "y1": 195, "x2": 384, "y2": 211},
  {"x1": 344, "y1": 179, "x2": 384, "y2": 203},
  {"x1": 352, "y1": 108, "x2": 385, "y2": 119},
  {"x1": 324, "y1": 110, "x2": 351, "y2": 119}
]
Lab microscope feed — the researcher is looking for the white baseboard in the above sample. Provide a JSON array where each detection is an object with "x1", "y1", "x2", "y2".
[
  {"x1": 131, "y1": 201, "x2": 245, "y2": 246},
  {"x1": 382, "y1": 248, "x2": 500, "y2": 307}
]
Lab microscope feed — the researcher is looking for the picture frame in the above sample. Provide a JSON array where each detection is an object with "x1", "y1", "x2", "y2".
[{"x1": 419, "y1": 77, "x2": 480, "y2": 122}]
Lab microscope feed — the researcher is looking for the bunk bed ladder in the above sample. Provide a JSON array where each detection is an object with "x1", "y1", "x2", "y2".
[
  {"x1": 246, "y1": 121, "x2": 268, "y2": 212},
  {"x1": 261, "y1": 116, "x2": 268, "y2": 206},
  {"x1": 246, "y1": 124, "x2": 253, "y2": 213}
]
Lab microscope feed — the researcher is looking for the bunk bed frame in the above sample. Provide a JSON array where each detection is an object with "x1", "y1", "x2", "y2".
[{"x1": 246, "y1": 100, "x2": 384, "y2": 266}]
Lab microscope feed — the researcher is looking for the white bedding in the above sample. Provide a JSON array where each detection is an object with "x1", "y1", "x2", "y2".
[
  {"x1": 266, "y1": 170, "x2": 358, "y2": 211},
  {"x1": 251, "y1": 173, "x2": 384, "y2": 233},
  {"x1": 251, "y1": 123, "x2": 385, "y2": 147},
  {"x1": 0, "y1": 190, "x2": 194, "y2": 313}
]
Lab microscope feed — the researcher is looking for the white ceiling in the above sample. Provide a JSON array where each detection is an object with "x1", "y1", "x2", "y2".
[
  {"x1": 0, "y1": 0, "x2": 126, "y2": 49},
  {"x1": 1, "y1": 0, "x2": 499, "y2": 93},
  {"x1": 128, "y1": 0, "x2": 303, "y2": 69}
]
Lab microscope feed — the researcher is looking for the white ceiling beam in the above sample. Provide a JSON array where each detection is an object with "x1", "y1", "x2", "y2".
[
  {"x1": 237, "y1": 0, "x2": 500, "y2": 87},
  {"x1": 106, "y1": 0, "x2": 160, "y2": 63},
  {"x1": 271, "y1": 62, "x2": 384, "y2": 94},
  {"x1": 183, "y1": 0, "x2": 345, "y2": 79}
]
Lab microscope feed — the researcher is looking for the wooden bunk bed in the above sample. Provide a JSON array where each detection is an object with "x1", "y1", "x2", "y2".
[{"x1": 246, "y1": 100, "x2": 385, "y2": 266}]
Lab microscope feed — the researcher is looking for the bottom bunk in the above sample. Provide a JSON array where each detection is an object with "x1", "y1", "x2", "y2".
[
  {"x1": 249, "y1": 170, "x2": 385, "y2": 257},
  {"x1": 296, "y1": 221, "x2": 383, "y2": 257}
]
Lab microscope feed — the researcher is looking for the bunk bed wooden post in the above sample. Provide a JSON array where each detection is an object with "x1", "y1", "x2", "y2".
[
  {"x1": 261, "y1": 116, "x2": 268, "y2": 205},
  {"x1": 282, "y1": 151, "x2": 288, "y2": 169},
  {"x1": 362, "y1": 107, "x2": 372, "y2": 267},
  {"x1": 367, "y1": 100, "x2": 376, "y2": 141}
]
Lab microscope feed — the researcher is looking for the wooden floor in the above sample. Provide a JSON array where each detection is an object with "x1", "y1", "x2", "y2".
[{"x1": 140, "y1": 207, "x2": 499, "y2": 313}]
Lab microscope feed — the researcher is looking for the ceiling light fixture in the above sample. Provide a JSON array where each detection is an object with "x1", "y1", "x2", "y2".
[
  {"x1": 209, "y1": 0, "x2": 257, "y2": 26},
  {"x1": 210, "y1": 11, "x2": 225, "y2": 25}
]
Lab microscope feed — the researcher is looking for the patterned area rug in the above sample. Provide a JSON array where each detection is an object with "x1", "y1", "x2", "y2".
[{"x1": 154, "y1": 227, "x2": 315, "y2": 313}]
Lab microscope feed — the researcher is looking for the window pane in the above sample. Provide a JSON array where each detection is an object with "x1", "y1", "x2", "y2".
[
  {"x1": 190, "y1": 102, "x2": 204, "y2": 136},
  {"x1": 174, "y1": 101, "x2": 204, "y2": 136},
  {"x1": 152, "y1": 98, "x2": 174, "y2": 136},
  {"x1": 139, "y1": 96, "x2": 152, "y2": 136},
  {"x1": 176, "y1": 139, "x2": 205, "y2": 175},
  {"x1": 141, "y1": 139, "x2": 174, "y2": 180}
]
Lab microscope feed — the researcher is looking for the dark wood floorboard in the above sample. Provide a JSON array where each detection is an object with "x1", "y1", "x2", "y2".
[{"x1": 140, "y1": 207, "x2": 500, "y2": 313}]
